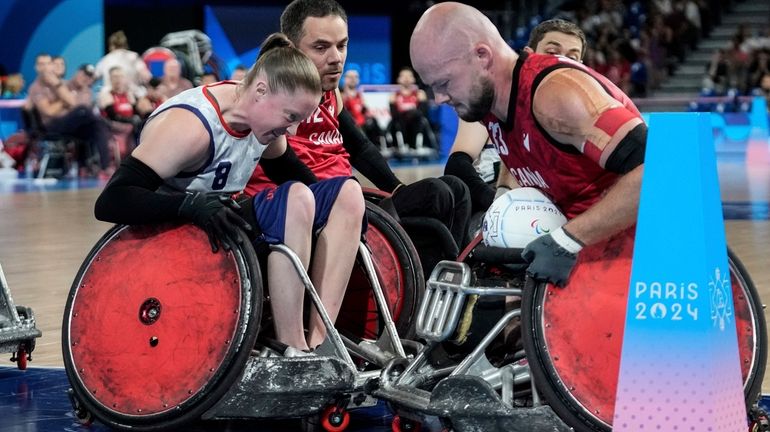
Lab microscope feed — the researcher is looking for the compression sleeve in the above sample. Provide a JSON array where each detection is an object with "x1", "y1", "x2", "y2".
[
  {"x1": 444, "y1": 151, "x2": 495, "y2": 211},
  {"x1": 94, "y1": 155, "x2": 186, "y2": 224},
  {"x1": 338, "y1": 108, "x2": 402, "y2": 192},
  {"x1": 604, "y1": 123, "x2": 646, "y2": 174},
  {"x1": 260, "y1": 144, "x2": 318, "y2": 185}
]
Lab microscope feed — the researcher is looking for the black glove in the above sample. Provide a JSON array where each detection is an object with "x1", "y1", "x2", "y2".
[
  {"x1": 178, "y1": 192, "x2": 252, "y2": 253},
  {"x1": 521, "y1": 227, "x2": 583, "y2": 287}
]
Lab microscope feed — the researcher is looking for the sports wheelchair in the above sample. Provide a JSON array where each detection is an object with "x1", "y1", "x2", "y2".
[
  {"x1": 62, "y1": 201, "x2": 423, "y2": 430},
  {"x1": 1, "y1": 262, "x2": 42, "y2": 370},
  {"x1": 369, "y1": 228, "x2": 768, "y2": 431},
  {"x1": 63, "y1": 202, "x2": 768, "y2": 431}
]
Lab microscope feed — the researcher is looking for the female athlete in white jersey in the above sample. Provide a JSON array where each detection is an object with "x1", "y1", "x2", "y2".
[{"x1": 95, "y1": 33, "x2": 365, "y2": 355}]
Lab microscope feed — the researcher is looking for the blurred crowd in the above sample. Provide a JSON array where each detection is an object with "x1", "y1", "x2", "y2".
[
  {"x1": 0, "y1": 31, "x2": 242, "y2": 178},
  {"x1": 703, "y1": 23, "x2": 770, "y2": 100},
  {"x1": 540, "y1": 0, "x2": 730, "y2": 97},
  {"x1": 1, "y1": 1, "x2": 768, "y2": 175}
]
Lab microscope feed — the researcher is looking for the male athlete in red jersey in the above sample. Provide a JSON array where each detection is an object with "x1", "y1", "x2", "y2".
[
  {"x1": 342, "y1": 69, "x2": 386, "y2": 150},
  {"x1": 389, "y1": 67, "x2": 437, "y2": 151},
  {"x1": 246, "y1": 0, "x2": 471, "y2": 248},
  {"x1": 342, "y1": 69, "x2": 367, "y2": 127},
  {"x1": 444, "y1": 19, "x2": 589, "y2": 215},
  {"x1": 411, "y1": 3, "x2": 646, "y2": 286}
]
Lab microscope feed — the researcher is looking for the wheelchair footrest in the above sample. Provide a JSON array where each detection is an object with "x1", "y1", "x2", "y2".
[
  {"x1": 202, "y1": 355, "x2": 356, "y2": 420},
  {"x1": 416, "y1": 261, "x2": 473, "y2": 342},
  {"x1": 429, "y1": 375, "x2": 572, "y2": 432}
]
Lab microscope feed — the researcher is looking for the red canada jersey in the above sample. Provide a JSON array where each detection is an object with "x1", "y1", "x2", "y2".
[
  {"x1": 394, "y1": 89, "x2": 419, "y2": 113},
  {"x1": 245, "y1": 89, "x2": 351, "y2": 194},
  {"x1": 483, "y1": 52, "x2": 642, "y2": 219},
  {"x1": 343, "y1": 90, "x2": 366, "y2": 127}
]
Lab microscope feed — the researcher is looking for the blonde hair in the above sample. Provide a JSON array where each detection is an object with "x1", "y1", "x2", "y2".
[
  {"x1": 108, "y1": 31, "x2": 129, "y2": 50},
  {"x1": 241, "y1": 33, "x2": 321, "y2": 96}
]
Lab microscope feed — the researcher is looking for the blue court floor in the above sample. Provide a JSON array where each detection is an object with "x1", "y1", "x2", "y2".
[{"x1": 2, "y1": 365, "x2": 769, "y2": 432}]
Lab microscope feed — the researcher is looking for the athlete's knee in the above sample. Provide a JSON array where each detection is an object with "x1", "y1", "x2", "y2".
[
  {"x1": 335, "y1": 179, "x2": 365, "y2": 220},
  {"x1": 439, "y1": 175, "x2": 470, "y2": 201},
  {"x1": 286, "y1": 183, "x2": 315, "y2": 226},
  {"x1": 418, "y1": 177, "x2": 455, "y2": 212},
  {"x1": 392, "y1": 177, "x2": 454, "y2": 220}
]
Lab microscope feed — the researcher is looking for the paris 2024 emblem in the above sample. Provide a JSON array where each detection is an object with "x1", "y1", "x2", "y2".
[{"x1": 709, "y1": 267, "x2": 733, "y2": 331}]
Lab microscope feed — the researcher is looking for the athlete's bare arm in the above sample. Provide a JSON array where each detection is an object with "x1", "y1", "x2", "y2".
[
  {"x1": 532, "y1": 68, "x2": 644, "y2": 246},
  {"x1": 449, "y1": 119, "x2": 489, "y2": 158},
  {"x1": 496, "y1": 167, "x2": 518, "y2": 189},
  {"x1": 334, "y1": 88, "x2": 344, "y2": 116},
  {"x1": 132, "y1": 108, "x2": 212, "y2": 179}
]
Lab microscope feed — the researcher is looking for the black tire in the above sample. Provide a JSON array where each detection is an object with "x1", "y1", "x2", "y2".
[
  {"x1": 338, "y1": 202, "x2": 424, "y2": 339},
  {"x1": 62, "y1": 224, "x2": 262, "y2": 431},
  {"x1": 728, "y1": 247, "x2": 768, "y2": 408}
]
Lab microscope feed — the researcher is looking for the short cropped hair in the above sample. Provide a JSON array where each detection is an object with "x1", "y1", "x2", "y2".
[
  {"x1": 527, "y1": 19, "x2": 586, "y2": 61},
  {"x1": 280, "y1": 0, "x2": 348, "y2": 45}
]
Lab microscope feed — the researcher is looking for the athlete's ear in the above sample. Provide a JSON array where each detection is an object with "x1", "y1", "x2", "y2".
[
  {"x1": 254, "y1": 81, "x2": 267, "y2": 100},
  {"x1": 523, "y1": 46, "x2": 534, "y2": 55},
  {"x1": 474, "y1": 43, "x2": 493, "y2": 70}
]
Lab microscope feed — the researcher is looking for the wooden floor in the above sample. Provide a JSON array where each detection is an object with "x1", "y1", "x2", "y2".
[{"x1": 1, "y1": 162, "x2": 769, "y2": 393}]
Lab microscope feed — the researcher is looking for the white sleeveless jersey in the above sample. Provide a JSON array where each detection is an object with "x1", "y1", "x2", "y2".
[
  {"x1": 148, "y1": 82, "x2": 267, "y2": 194},
  {"x1": 475, "y1": 142, "x2": 501, "y2": 184}
]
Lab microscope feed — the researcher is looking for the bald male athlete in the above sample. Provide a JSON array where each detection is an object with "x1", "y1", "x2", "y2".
[
  {"x1": 411, "y1": 3, "x2": 646, "y2": 286},
  {"x1": 445, "y1": 19, "x2": 589, "y2": 214}
]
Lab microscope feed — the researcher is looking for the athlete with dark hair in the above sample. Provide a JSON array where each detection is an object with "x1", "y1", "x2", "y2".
[{"x1": 245, "y1": 0, "x2": 471, "y2": 249}]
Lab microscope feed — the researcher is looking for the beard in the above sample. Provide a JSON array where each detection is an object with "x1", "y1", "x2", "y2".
[{"x1": 457, "y1": 76, "x2": 495, "y2": 122}]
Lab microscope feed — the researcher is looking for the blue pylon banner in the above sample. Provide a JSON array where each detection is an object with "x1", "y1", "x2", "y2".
[{"x1": 613, "y1": 113, "x2": 747, "y2": 431}]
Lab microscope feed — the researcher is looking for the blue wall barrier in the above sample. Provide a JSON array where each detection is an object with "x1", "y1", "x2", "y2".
[
  {"x1": 0, "y1": 0, "x2": 103, "y2": 82},
  {"x1": 614, "y1": 113, "x2": 746, "y2": 431}
]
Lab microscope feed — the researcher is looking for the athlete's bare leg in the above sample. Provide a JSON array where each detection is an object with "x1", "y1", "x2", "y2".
[
  {"x1": 268, "y1": 183, "x2": 315, "y2": 350},
  {"x1": 307, "y1": 179, "x2": 365, "y2": 348}
]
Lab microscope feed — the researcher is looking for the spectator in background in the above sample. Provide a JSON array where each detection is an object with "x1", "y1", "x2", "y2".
[
  {"x1": 726, "y1": 35, "x2": 750, "y2": 92},
  {"x1": 52, "y1": 56, "x2": 66, "y2": 79},
  {"x1": 747, "y1": 49, "x2": 770, "y2": 92},
  {"x1": 1, "y1": 74, "x2": 25, "y2": 99},
  {"x1": 341, "y1": 69, "x2": 385, "y2": 150},
  {"x1": 69, "y1": 64, "x2": 97, "y2": 107},
  {"x1": 99, "y1": 66, "x2": 141, "y2": 152},
  {"x1": 27, "y1": 54, "x2": 111, "y2": 177},
  {"x1": 136, "y1": 77, "x2": 166, "y2": 120},
  {"x1": 99, "y1": 66, "x2": 139, "y2": 125},
  {"x1": 601, "y1": 48, "x2": 632, "y2": 94},
  {"x1": 157, "y1": 58, "x2": 193, "y2": 100},
  {"x1": 95, "y1": 30, "x2": 151, "y2": 96},
  {"x1": 200, "y1": 71, "x2": 218, "y2": 85},
  {"x1": 389, "y1": 66, "x2": 437, "y2": 151},
  {"x1": 230, "y1": 64, "x2": 247, "y2": 81},
  {"x1": 705, "y1": 48, "x2": 729, "y2": 94},
  {"x1": 630, "y1": 49, "x2": 649, "y2": 97}
]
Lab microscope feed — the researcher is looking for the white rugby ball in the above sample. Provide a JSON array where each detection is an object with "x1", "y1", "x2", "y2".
[{"x1": 482, "y1": 187, "x2": 567, "y2": 248}]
